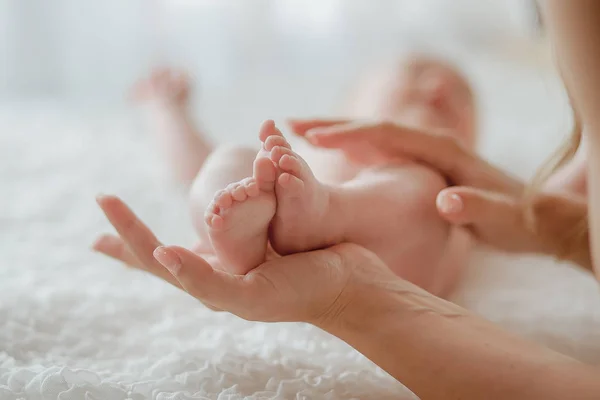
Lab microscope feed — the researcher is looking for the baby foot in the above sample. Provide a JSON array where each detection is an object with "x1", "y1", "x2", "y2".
[
  {"x1": 205, "y1": 155, "x2": 277, "y2": 275},
  {"x1": 261, "y1": 123, "x2": 343, "y2": 255},
  {"x1": 131, "y1": 67, "x2": 191, "y2": 107}
]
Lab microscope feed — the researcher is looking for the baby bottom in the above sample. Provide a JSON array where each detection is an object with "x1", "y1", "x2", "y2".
[{"x1": 190, "y1": 121, "x2": 470, "y2": 298}]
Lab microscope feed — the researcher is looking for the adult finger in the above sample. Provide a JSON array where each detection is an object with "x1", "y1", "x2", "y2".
[
  {"x1": 435, "y1": 186, "x2": 591, "y2": 269},
  {"x1": 435, "y1": 186, "x2": 542, "y2": 256},
  {"x1": 93, "y1": 232, "x2": 224, "y2": 311},
  {"x1": 305, "y1": 121, "x2": 523, "y2": 195},
  {"x1": 153, "y1": 246, "x2": 267, "y2": 317},
  {"x1": 287, "y1": 118, "x2": 352, "y2": 136},
  {"x1": 96, "y1": 195, "x2": 184, "y2": 286},
  {"x1": 92, "y1": 233, "x2": 184, "y2": 289},
  {"x1": 92, "y1": 233, "x2": 142, "y2": 268},
  {"x1": 436, "y1": 187, "x2": 522, "y2": 228},
  {"x1": 307, "y1": 121, "x2": 465, "y2": 174},
  {"x1": 304, "y1": 121, "x2": 462, "y2": 172}
]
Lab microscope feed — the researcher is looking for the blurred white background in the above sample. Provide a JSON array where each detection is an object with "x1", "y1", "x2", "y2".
[
  {"x1": 0, "y1": 0, "x2": 553, "y2": 149},
  {"x1": 1, "y1": 0, "x2": 541, "y2": 105}
]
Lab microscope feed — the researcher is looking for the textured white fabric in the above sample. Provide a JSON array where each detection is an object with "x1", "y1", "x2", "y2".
[{"x1": 3, "y1": 44, "x2": 600, "y2": 399}]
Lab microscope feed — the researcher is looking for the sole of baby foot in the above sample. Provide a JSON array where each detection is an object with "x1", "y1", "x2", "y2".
[
  {"x1": 267, "y1": 139, "x2": 343, "y2": 255},
  {"x1": 205, "y1": 157, "x2": 276, "y2": 275}
]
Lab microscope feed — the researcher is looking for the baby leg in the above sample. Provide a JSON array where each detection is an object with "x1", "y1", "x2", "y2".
[
  {"x1": 429, "y1": 226, "x2": 472, "y2": 298},
  {"x1": 264, "y1": 128, "x2": 465, "y2": 295},
  {"x1": 133, "y1": 68, "x2": 212, "y2": 184},
  {"x1": 331, "y1": 166, "x2": 466, "y2": 296}
]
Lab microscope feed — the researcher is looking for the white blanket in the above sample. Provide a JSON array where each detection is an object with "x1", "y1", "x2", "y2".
[{"x1": 2, "y1": 46, "x2": 600, "y2": 400}]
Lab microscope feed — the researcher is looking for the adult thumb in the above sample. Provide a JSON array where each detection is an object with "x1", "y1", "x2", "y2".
[
  {"x1": 436, "y1": 187, "x2": 521, "y2": 227},
  {"x1": 436, "y1": 187, "x2": 592, "y2": 268},
  {"x1": 153, "y1": 246, "x2": 253, "y2": 311}
]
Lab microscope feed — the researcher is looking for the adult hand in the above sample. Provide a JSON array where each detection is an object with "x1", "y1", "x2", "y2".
[
  {"x1": 92, "y1": 196, "x2": 600, "y2": 400},
  {"x1": 289, "y1": 118, "x2": 523, "y2": 193},
  {"x1": 288, "y1": 119, "x2": 591, "y2": 269},
  {"x1": 93, "y1": 195, "x2": 400, "y2": 325}
]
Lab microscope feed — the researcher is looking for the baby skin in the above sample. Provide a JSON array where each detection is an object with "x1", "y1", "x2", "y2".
[
  {"x1": 134, "y1": 57, "x2": 476, "y2": 297},
  {"x1": 203, "y1": 120, "x2": 465, "y2": 297}
]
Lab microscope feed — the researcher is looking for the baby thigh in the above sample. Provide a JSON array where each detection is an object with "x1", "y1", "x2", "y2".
[
  {"x1": 430, "y1": 225, "x2": 472, "y2": 298},
  {"x1": 341, "y1": 165, "x2": 459, "y2": 295},
  {"x1": 189, "y1": 145, "x2": 257, "y2": 240}
]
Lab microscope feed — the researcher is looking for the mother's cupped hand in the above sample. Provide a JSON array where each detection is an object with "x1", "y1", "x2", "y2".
[
  {"x1": 93, "y1": 195, "x2": 399, "y2": 326},
  {"x1": 289, "y1": 119, "x2": 590, "y2": 269}
]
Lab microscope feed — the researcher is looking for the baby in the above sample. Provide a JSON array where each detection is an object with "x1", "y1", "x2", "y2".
[{"x1": 133, "y1": 57, "x2": 476, "y2": 297}]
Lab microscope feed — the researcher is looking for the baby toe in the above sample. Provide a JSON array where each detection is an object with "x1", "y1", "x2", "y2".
[
  {"x1": 214, "y1": 190, "x2": 234, "y2": 208},
  {"x1": 278, "y1": 172, "x2": 305, "y2": 192},
  {"x1": 208, "y1": 214, "x2": 225, "y2": 230},
  {"x1": 269, "y1": 145, "x2": 294, "y2": 165},
  {"x1": 243, "y1": 179, "x2": 260, "y2": 197},
  {"x1": 204, "y1": 203, "x2": 222, "y2": 227},
  {"x1": 264, "y1": 135, "x2": 290, "y2": 151},
  {"x1": 279, "y1": 154, "x2": 303, "y2": 176},
  {"x1": 253, "y1": 157, "x2": 277, "y2": 186},
  {"x1": 231, "y1": 183, "x2": 248, "y2": 202},
  {"x1": 258, "y1": 120, "x2": 278, "y2": 142}
]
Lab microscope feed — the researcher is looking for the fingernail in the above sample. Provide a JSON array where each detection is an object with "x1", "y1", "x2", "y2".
[
  {"x1": 153, "y1": 246, "x2": 182, "y2": 275},
  {"x1": 437, "y1": 192, "x2": 463, "y2": 214},
  {"x1": 95, "y1": 193, "x2": 106, "y2": 203}
]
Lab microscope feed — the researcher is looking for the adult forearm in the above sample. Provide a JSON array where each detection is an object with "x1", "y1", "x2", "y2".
[{"x1": 325, "y1": 282, "x2": 600, "y2": 399}]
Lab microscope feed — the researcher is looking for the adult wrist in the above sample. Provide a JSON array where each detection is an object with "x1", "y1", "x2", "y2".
[
  {"x1": 308, "y1": 244, "x2": 469, "y2": 344},
  {"x1": 531, "y1": 192, "x2": 591, "y2": 270},
  {"x1": 325, "y1": 283, "x2": 402, "y2": 337},
  {"x1": 309, "y1": 246, "x2": 416, "y2": 337},
  {"x1": 318, "y1": 275, "x2": 467, "y2": 342}
]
